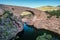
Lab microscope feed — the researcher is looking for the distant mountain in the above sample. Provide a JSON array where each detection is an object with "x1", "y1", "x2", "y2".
[{"x1": 36, "y1": 6, "x2": 60, "y2": 11}]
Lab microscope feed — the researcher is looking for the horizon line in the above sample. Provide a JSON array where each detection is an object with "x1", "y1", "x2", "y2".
[{"x1": 0, "y1": 4, "x2": 60, "y2": 8}]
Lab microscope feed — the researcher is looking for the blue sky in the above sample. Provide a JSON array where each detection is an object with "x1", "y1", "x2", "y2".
[{"x1": 0, "y1": 0, "x2": 60, "y2": 8}]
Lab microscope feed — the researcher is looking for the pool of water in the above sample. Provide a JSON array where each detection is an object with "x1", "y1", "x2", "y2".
[{"x1": 11, "y1": 23, "x2": 60, "y2": 40}]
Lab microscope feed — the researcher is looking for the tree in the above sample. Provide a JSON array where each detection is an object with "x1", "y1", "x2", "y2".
[
  {"x1": 45, "y1": 10, "x2": 60, "y2": 18},
  {"x1": 36, "y1": 33, "x2": 53, "y2": 40},
  {"x1": 57, "y1": 5, "x2": 60, "y2": 7}
]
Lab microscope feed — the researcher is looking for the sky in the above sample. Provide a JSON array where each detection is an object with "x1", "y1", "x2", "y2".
[{"x1": 0, "y1": 0, "x2": 60, "y2": 8}]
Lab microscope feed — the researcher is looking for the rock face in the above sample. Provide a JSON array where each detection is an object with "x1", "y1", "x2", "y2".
[
  {"x1": 33, "y1": 13, "x2": 60, "y2": 34},
  {"x1": 24, "y1": 11, "x2": 60, "y2": 34},
  {"x1": 0, "y1": 4, "x2": 41, "y2": 17},
  {"x1": 0, "y1": 10, "x2": 23, "y2": 40},
  {"x1": 0, "y1": 4, "x2": 60, "y2": 35}
]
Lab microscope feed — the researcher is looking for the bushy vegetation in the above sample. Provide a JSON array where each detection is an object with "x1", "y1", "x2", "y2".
[
  {"x1": 0, "y1": 10, "x2": 23, "y2": 40},
  {"x1": 57, "y1": 5, "x2": 60, "y2": 7},
  {"x1": 45, "y1": 10, "x2": 60, "y2": 18},
  {"x1": 36, "y1": 33, "x2": 57, "y2": 40}
]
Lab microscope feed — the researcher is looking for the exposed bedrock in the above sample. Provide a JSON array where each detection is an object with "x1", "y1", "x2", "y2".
[{"x1": 0, "y1": 4, "x2": 60, "y2": 35}]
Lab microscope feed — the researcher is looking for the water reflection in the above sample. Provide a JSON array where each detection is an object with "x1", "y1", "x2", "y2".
[{"x1": 11, "y1": 23, "x2": 60, "y2": 40}]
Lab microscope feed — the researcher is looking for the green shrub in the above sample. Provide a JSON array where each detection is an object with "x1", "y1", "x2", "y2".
[
  {"x1": 45, "y1": 10, "x2": 60, "y2": 18},
  {"x1": 36, "y1": 33, "x2": 54, "y2": 40}
]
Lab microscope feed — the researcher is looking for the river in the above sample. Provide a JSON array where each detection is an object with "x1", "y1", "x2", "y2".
[{"x1": 12, "y1": 23, "x2": 60, "y2": 40}]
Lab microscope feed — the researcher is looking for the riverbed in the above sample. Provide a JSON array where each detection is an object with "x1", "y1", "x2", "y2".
[{"x1": 11, "y1": 23, "x2": 60, "y2": 40}]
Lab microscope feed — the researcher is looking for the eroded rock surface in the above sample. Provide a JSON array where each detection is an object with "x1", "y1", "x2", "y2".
[
  {"x1": 0, "y1": 4, "x2": 60, "y2": 35},
  {"x1": 0, "y1": 11, "x2": 23, "y2": 40},
  {"x1": 25, "y1": 12, "x2": 60, "y2": 34}
]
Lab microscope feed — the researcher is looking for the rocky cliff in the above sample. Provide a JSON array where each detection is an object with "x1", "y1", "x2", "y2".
[{"x1": 0, "y1": 4, "x2": 60, "y2": 35}]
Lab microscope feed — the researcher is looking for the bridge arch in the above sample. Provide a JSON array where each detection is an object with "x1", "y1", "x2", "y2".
[{"x1": 20, "y1": 10, "x2": 35, "y2": 18}]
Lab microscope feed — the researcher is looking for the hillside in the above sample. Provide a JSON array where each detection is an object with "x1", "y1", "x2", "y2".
[
  {"x1": 36, "y1": 6, "x2": 60, "y2": 11},
  {"x1": 0, "y1": 4, "x2": 60, "y2": 35}
]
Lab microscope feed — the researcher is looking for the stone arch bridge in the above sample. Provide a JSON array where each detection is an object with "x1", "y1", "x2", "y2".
[{"x1": 0, "y1": 4, "x2": 60, "y2": 35}]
